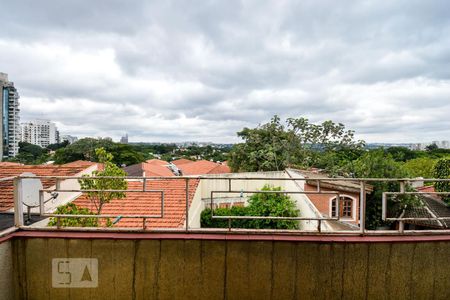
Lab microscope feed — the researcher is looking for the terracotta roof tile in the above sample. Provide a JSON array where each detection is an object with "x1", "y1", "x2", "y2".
[
  {"x1": 142, "y1": 163, "x2": 174, "y2": 177},
  {"x1": 146, "y1": 159, "x2": 169, "y2": 165},
  {"x1": 73, "y1": 179, "x2": 199, "y2": 228},
  {"x1": 0, "y1": 162, "x2": 98, "y2": 212},
  {"x1": 171, "y1": 159, "x2": 193, "y2": 165},
  {"x1": 0, "y1": 162, "x2": 23, "y2": 166},
  {"x1": 124, "y1": 161, "x2": 174, "y2": 177},
  {"x1": 176, "y1": 160, "x2": 231, "y2": 175}
]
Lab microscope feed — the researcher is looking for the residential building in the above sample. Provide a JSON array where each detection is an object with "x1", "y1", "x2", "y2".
[
  {"x1": 0, "y1": 160, "x2": 99, "y2": 213},
  {"x1": 123, "y1": 158, "x2": 231, "y2": 177},
  {"x1": 402, "y1": 185, "x2": 450, "y2": 229},
  {"x1": 175, "y1": 159, "x2": 231, "y2": 175},
  {"x1": 123, "y1": 159, "x2": 175, "y2": 177},
  {"x1": 120, "y1": 133, "x2": 129, "y2": 144},
  {"x1": 60, "y1": 134, "x2": 78, "y2": 144},
  {"x1": 0, "y1": 72, "x2": 20, "y2": 160},
  {"x1": 290, "y1": 169, "x2": 373, "y2": 229},
  {"x1": 21, "y1": 119, "x2": 58, "y2": 148}
]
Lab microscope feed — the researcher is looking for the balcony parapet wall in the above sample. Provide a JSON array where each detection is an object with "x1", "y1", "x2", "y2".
[{"x1": 2, "y1": 231, "x2": 450, "y2": 300}]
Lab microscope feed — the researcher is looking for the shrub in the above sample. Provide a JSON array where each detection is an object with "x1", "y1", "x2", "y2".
[
  {"x1": 201, "y1": 185, "x2": 300, "y2": 229},
  {"x1": 433, "y1": 158, "x2": 450, "y2": 204},
  {"x1": 48, "y1": 203, "x2": 100, "y2": 227}
]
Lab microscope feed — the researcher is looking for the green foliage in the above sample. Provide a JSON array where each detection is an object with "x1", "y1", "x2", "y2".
[
  {"x1": 229, "y1": 116, "x2": 290, "y2": 172},
  {"x1": 349, "y1": 150, "x2": 412, "y2": 229},
  {"x1": 200, "y1": 206, "x2": 250, "y2": 228},
  {"x1": 246, "y1": 185, "x2": 300, "y2": 229},
  {"x1": 78, "y1": 148, "x2": 128, "y2": 214},
  {"x1": 403, "y1": 157, "x2": 436, "y2": 178},
  {"x1": 385, "y1": 147, "x2": 418, "y2": 162},
  {"x1": 201, "y1": 185, "x2": 299, "y2": 229},
  {"x1": 426, "y1": 143, "x2": 439, "y2": 152},
  {"x1": 48, "y1": 202, "x2": 100, "y2": 227},
  {"x1": 433, "y1": 158, "x2": 450, "y2": 204},
  {"x1": 12, "y1": 142, "x2": 49, "y2": 164},
  {"x1": 47, "y1": 140, "x2": 69, "y2": 151},
  {"x1": 228, "y1": 115, "x2": 364, "y2": 172},
  {"x1": 314, "y1": 148, "x2": 365, "y2": 176},
  {"x1": 53, "y1": 138, "x2": 144, "y2": 166}
]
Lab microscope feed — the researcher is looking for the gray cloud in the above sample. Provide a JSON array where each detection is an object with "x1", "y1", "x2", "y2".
[{"x1": 1, "y1": 0, "x2": 449, "y2": 143}]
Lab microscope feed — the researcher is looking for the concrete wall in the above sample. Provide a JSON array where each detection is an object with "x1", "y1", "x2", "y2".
[
  {"x1": 187, "y1": 180, "x2": 204, "y2": 228},
  {"x1": 284, "y1": 170, "x2": 332, "y2": 231},
  {"x1": 11, "y1": 236, "x2": 450, "y2": 300},
  {"x1": 0, "y1": 239, "x2": 14, "y2": 300},
  {"x1": 199, "y1": 171, "x2": 287, "y2": 200}
]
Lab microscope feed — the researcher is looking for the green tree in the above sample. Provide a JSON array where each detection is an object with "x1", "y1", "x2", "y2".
[
  {"x1": 53, "y1": 138, "x2": 144, "y2": 166},
  {"x1": 385, "y1": 147, "x2": 418, "y2": 162},
  {"x1": 228, "y1": 115, "x2": 364, "y2": 172},
  {"x1": 47, "y1": 140, "x2": 69, "y2": 151},
  {"x1": 403, "y1": 157, "x2": 436, "y2": 178},
  {"x1": 433, "y1": 158, "x2": 450, "y2": 204},
  {"x1": 13, "y1": 142, "x2": 49, "y2": 164},
  {"x1": 426, "y1": 143, "x2": 439, "y2": 152},
  {"x1": 79, "y1": 148, "x2": 128, "y2": 214},
  {"x1": 48, "y1": 202, "x2": 99, "y2": 227},
  {"x1": 49, "y1": 148, "x2": 127, "y2": 227},
  {"x1": 247, "y1": 185, "x2": 300, "y2": 229},
  {"x1": 349, "y1": 150, "x2": 415, "y2": 229},
  {"x1": 201, "y1": 185, "x2": 299, "y2": 229}
]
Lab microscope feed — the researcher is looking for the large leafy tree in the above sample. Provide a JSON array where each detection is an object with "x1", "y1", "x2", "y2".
[
  {"x1": 53, "y1": 138, "x2": 144, "y2": 166},
  {"x1": 433, "y1": 158, "x2": 450, "y2": 204},
  {"x1": 403, "y1": 157, "x2": 437, "y2": 178},
  {"x1": 228, "y1": 115, "x2": 364, "y2": 172},
  {"x1": 12, "y1": 142, "x2": 49, "y2": 164},
  {"x1": 49, "y1": 148, "x2": 128, "y2": 227},
  {"x1": 79, "y1": 147, "x2": 128, "y2": 214},
  {"x1": 348, "y1": 150, "x2": 414, "y2": 229}
]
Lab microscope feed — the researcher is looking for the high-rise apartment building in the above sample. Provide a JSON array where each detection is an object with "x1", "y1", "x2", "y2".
[
  {"x1": 120, "y1": 133, "x2": 129, "y2": 144},
  {"x1": 21, "y1": 119, "x2": 58, "y2": 148},
  {"x1": 0, "y1": 72, "x2": 20, "y2": 160}
]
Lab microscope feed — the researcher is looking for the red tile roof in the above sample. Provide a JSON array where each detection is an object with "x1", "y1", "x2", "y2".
[
  {"x1": 0, "y1": 162, "x2": 23, "y2": 166},
  {"x1": 124, "y1": 160, "x2": 175, "y2": 177},
  {"x1": 73, "y1": 179, "x2": 199, "y2": 228},
  {"x1": 61, "y1": 160, "x2": 98, "y2": 168},
  {"x1": 171, "y1": 158, "x2": 193, "y2": 165},
  {"x1": 146, "y1": 159, "x2": 169, "y2": 166},
  {"x1": 417, "y1": 185, "x2": 435, "y2": 193},
  {"x1": 175, "y1": 160, "x2": 231, "y2": 175},
  {"x1": 0, "y1": 161, "x2": 98, "y2": 212},
  {"x1": 142, "y1": 162, "x2": 174, "y2": 177}
]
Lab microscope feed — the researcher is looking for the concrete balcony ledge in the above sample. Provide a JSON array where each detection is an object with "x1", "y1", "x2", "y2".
[
  {"x1": 1, "y1": 229, "x2": 450, "y2": 299},
  {"x1": 2, "y1": 229, "x2": 450, "y2": 243}
]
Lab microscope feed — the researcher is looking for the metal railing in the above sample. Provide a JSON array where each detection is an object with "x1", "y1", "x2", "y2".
[{"x1": 6, "y1": 174, "x2": 450, "y2": 235}]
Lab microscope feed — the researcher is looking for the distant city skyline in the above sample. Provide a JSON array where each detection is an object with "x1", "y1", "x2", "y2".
[{"x1": 1, "y1": 1, "x2": 450, "y2": 143}]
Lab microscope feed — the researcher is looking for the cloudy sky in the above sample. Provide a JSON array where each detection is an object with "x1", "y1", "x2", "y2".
[{"x1": 1, "y1": 0, "x2": 449, "y2": 143}]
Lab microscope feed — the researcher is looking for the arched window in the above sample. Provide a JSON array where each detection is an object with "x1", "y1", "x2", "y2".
[{"x1": 331, "y1": 196, "x2": 353, "y2": 218}]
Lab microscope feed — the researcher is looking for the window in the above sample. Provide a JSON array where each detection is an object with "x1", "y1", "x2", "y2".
[{"x1": 331, "y1": 196, "x2": 353, "y2": 218}]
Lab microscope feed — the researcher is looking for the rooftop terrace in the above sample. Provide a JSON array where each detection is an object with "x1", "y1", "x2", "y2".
[{"x1": 0, "y1": 173, "x2": 449, "y2": 299}]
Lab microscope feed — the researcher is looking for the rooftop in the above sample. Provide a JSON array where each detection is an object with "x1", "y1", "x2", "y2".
[
  {"x1": 177, "y1": 160, "x2": 231, "y2": 175},
  {"x1": 0, "y1": 161, "x2": 98, "y2": 212},
  {"x1": 73, "y1": 179, "x2": 199, "y2": 228}
]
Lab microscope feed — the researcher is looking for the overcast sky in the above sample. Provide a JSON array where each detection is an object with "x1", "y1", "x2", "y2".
[{"x1": 1, "y1": 0, "x2": 449, "y2": 143}]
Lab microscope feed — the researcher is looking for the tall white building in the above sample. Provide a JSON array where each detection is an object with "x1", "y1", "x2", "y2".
[
  {"x1": 21, "y1": 119, "x2": 58, "y2": 148},
  {"x1": 0, "y1": 72, "x2": 20, "y2": 160}
]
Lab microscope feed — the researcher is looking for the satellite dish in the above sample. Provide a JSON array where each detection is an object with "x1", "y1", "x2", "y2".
[{"x1": 20, "y1": 172, "x2": 43, "y2": 207}]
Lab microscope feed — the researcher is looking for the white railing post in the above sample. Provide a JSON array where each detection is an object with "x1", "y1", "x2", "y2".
[
  {"x1": 359, "y1": 181, "x2": 366, "y2": 234},
  {"x1": 14, "y1": 177, "x2": 24, "y2": 227}
]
